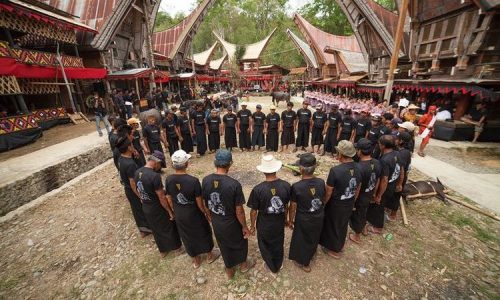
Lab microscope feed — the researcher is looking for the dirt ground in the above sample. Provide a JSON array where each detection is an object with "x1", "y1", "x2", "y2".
[
  {"x1": 0, "y1": 97, "x2": 499, "y2": 299},
  {"x1": 0, "y1": 122, "x2": 96, "y2": 162}
]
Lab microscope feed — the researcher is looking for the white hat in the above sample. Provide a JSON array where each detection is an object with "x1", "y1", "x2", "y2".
[
  {"x1": 269, "y1": 105, "x2": 277, "y2": 110},
  {"x1": 171, "y1": 150, "x2": 191, "y2": 165},
  {"x1": 398, "y1": 121, "x2": 416, "y2": 132},
  {"x1": 241, "y1": 102, "x2": 248, "y2": 106},
  {"x1": 256, "y1": 155, "x2": 282, "y2": 174}
]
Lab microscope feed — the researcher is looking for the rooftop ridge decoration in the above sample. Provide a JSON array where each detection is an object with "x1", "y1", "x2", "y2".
[
  {"x1": 286, "y1": 29, "x2": 319, "y2": 69},
  {"x1": 192, "y1": 42, "x2": 218, "y2": 66},
  {"x1": 152, "y1": 0, "x2": 215, "y2": 68},
  {"x1": 212, "y1": 28, "x2": 277, "y2": 62},
  {"x1": 293, "y1": 13, "x2": 361, "y2": 66}
]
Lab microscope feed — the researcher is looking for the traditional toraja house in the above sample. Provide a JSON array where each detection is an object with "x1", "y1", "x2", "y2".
[
  {"x1": 0, "y1": 0, "x2": 107, "y2": 151},
  {"x1": 152, "y1": 0, "x2": 215, "y2": 72},
  {"x1": 192, "y1": 42, "x2": 218, "y2": 73},
  {"x1": 286, "y1": 29, "x2": 319, "y2": 81},
  {"x1": 293, "y1": 14, "x2": 367, "y2": 87}
]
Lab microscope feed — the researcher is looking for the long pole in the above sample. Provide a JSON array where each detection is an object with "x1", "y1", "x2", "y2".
[
  {"x1": 383, "y1": 0, "x2": 409, "y2": 102},
  {"x1": 56, "y1": 43, "x2": 77, "y2": 113}
]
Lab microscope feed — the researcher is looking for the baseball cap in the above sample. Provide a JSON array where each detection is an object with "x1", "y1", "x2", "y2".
[
  {"x1": 355, "y1": 138, "x2": 372, "y2": 151},
  {"x1": 150, "y1": 150, "x2": 165, "y2": 162},
  {"x1": 171, "y1": 150, "x2": 191, "y2": 165},
  {"x1": 391, "y1": 118, "x2": 403, "y2": 126},
  {"x1": 241, "y1": 102, "x2": 248, "y2": 106},
  {"x1": 335, "y1": 140, "x2": 356, "y2": 157},
  {"x1": 299, "y1": 153, "x2": 316, "y2": 167},
  {"x1": 256, "y1": 104, "x2": 262, "y2": 109},
  {"x1": 371, "y1": 114, "x2": 382, "y2": 121},
  {"x1": 215, "y1": 149, "x2": 232, "y2": 164},
  {"x1": 398, "y1": 121, "x2": 415, "y2": 131}
]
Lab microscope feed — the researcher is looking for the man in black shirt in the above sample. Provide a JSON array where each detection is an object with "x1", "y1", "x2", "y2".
[
  {"x1": 116, "y1": 137, "x2": 151, "y2": 236},
  {"x1": 201, "y1": 150, "x2": 254, "y2": 278},
  {"x1": 349, "y1": 138, "x2": 381, "y2": 244},
  {"x1": 176, "y1": 107, "x2": 193, "y2": 153},
  {"x1": 337, "y1": 109, "x2": 357, "y2": 142},
  {"x1": 248, "y1": 155, "x2": 290, "y2": 273},
  {"x1": 222, "y1": 106, "x2": 237, "y2": 151},
  {"x1": 461, "y1": 101, "x2": 488, "y2": 143},
  {"x1": 354, "y1": 110, "x2": 371, "y2": 142},
  {"x1": 126, "y1": 118, "x2": 146, "y2": 167},
  {"x1": 251, "y1": 104, "x2": 266, "y2": 151},
  {"x1": 191, "y1": 104, "x2": 208, "y2": 157},
  {"x1": 161, "y1": 110, "x2": 179, "y2": 156},
  {"x1": 366, "y1": 135, "x2": 403, "y2": 234},
  {"x1": 165, "y1": 150, "x2": 220, "y2": 268},
  {"x1": 264, "y1": 105, "x2": 280, "y2": 152},
  {"x1": 142, "y1": 115, "x2": 166, "y2": 168},
  {"x1": 324, "y1": 104, "x2": 342, "y2": 156},
  {"x1": 280, "y1": 102, "x2": 297, "y2": 153},
  {"x1": 368, "y1": 114, "x2": 383, "y2": 158},
  {"x1": 206, "y1": 109, "x2": 222, "y2": 153},
  {"x1": 135, "y1": 151, "x2": 182, "y2": 256},
  {"x1": 288, "y1": 153, "x2": 325, "y2": 272},
  {"x1": 320, "y1": 140, "x2": 361, "y2": 258},
  {"x1": 295, "y1": 100, "x2": 312, "y2": 152},
  {"x1": 311, "y1": 104, "x2": 327, "y2": 155},
  {"x1": 237, "y1": 103, "x2": 252, "y2": 151}
]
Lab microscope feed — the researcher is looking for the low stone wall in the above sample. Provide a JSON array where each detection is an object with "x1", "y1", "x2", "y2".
[{"x1": 0, "y1": 145, "x2": 111, "y2": 216}]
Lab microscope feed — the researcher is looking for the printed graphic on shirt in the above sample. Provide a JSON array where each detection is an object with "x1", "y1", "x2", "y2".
[
  {"x1": 389, "y1": 164, "x2": 401, "y2": 183},
  {"x1": 176, "y1": 193, "x2": 189, "y2": 205},
  {"x1": 136, "y1": 181, "x2": 151, "y2": 202},
  {"x1": 309, "y1": 198, "x2": 322, "y2": 212},
  {"x1": 208, "y1": 192, "x2": 225, "y2": 215},
  {"x1": 267, "y1": 196, "x2": 284, "y2": 214},
  {"x1": 341, "y1": 177, "x2": 357, "y2": 200},
  {"x1": 365, "y1": 172, "x2": 377, "y2": 192}
]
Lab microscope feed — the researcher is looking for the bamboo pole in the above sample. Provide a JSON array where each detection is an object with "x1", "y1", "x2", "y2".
[
  {"x1": 383, "y1": 0, "x2": 409, "y2": 102},
  {"x1": 400, "y1": 198, "x2": 409, "y2": 225},
  {"x1": 447, "y1": 195, "x2": 500, "y2": 221}
]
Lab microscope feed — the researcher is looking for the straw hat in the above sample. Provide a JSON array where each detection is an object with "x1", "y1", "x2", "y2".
[
  {"x1": 407, "y1": 104, "x2": 419, "y2": 110},
  {"x1": 256, "y1": 155, "x2": 283, "y2": 174},
  {"x1": 335, "y1": 140, "x2": 356, "y2": 158}
]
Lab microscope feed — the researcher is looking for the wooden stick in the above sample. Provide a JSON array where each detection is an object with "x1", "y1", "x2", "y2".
[
  {"x1": 447, "y1": 195, "x2": 500, "y2": 221},
  {"x1": 400, "y1": 198, "x2": 409, "y2": 225}
]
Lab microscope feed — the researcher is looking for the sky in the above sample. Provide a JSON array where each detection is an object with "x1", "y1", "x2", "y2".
[{"x1": 159, "y1": 0, "x2": 312, "y2": 16}]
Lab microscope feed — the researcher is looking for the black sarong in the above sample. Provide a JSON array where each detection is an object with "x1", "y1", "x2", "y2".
[
  {"x1": 324, "y1": 127, "x2": 338, "y2": 152},
  {"x1": 180, "y1": 132, "x2": 193, "y2": 153},
  {"x1": 296, "y1": 123, "x2": 309, "y2": 147},
  {"x1": 289, "y1": 211, "x2": 324, "y2": 266},
  {"x1": 251, "y1": 126, "x2": 265, "y2": 147},
  {"x1": 281, "y1": 127, "x2": 295, "y2": 145},
  {"x1": 266, "y1": 129, "x2": 279, "y2": 151},
  {"x1": 311, "y1": 127, "x2": 323, "y2": 146},
  {"x1": 239, "y1": 125, "x2": 251, "y2": 149},
  {"x1": 167, "y1": 136, "x2": 179, "y2": 156},
  {"x1": 338, "y1": 132, "x2": 351, "y2": 142},
  {"x1": 195, "y1": 125, "x2": 207, "y2": 155},
  {"x1": 385, "y1": 176, "x2": 407, "y2": 211},
  {"x1": 133, "y1": 151, "x2": 146, "y2": 168},
  {"x1": 208, "y1": 131, "x2": 220, "y2": 151},
  {"x1": 319, "y1": 202, "x2": 354, "y2": 252},
  {"x1": 142, "y1": 201, "x2": 182, "y2": 253},
  {"x1": 124, "y1": 187, "x2": 151, "y2": 233},
  {"x1": 349, "y1": 196, "x2": 370, "y2": 234},
  {"x1": 225, "y1": 127, "x2": 237, "y2": 148},
  {"x1": 148, "y1": 142, "x2": 166, "y2": 167},
  {"x1": 257, "y1": 213, "x2": 285, "y2": 273},
  {"x1": 174, "y1": 204, "x2": 214, "y2": 257},
  {"x1": 212, "y1": 214, "x2": 248, "y2": 268},
  {"x1": 366, "y1": 189, "x2": 393, "y2": 228}
]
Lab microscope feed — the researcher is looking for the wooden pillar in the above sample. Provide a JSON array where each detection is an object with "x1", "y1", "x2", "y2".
[{"x1": 454, "y1": 93, "x2": 471, "y2": 120}]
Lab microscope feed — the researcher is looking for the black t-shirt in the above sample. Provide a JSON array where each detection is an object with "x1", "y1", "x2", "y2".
[
  {"x1": 237, "y1": 109, "x2": 251, "y2": 126},
  {"x1": 313, "y1": 111, "x2": 327, "y2": 128},
  {"x1": 326, "y1": 161, "x2": 361, "y2": 205},
  {"x1": 468, "y1": 107, "x2": 487, "y2": 122},
  {"x1": 252, "y1": 111, "x2": 266, "y2": 127},
  {"x1": 368, "y1": 125, "x2": 382, "y2": 144},
  {"x1": 132, "y1": 130, "x2": 142, "y2": 151},
  {"x1": 118, "y1": 156, "x2": 138, "y2": 189},
  {"x1": 161, "y1": 118, "x2": 177, "y2": 138},
  {"x1": 356, "y1": 118, "x2": 371, "y2": 137},
  {"x1": 134, "y1": 167, "x2": 162, "y2": 204},
  {"x1": 340, "y1": 116, "x2": 357, "y2": 135},
  {"x1": 176, "y1": 115, "x2": 191, "y2": 134},
  {"x1": 357, "y1": 159, "x2": 382, "y2": 199},
  {"x1": 281, "y1": 110, "x2": 297, "y2": 127},
  {"x1": 207, "y1": 115, "x2": 221, "y2": 132},
  {"x1": 291, "y1": 178, "x2": 325, "y2": 214},
  {"x1": 380, "y1": 150, "x2": 401, "y2": 192},
  {"x1": 297, "y1": 108, "x2": 312, "y2": 124},
  {"x1": 143, "y1": 124, "x2": 161, "y2": 144},
  {"x1": 247, "y1": 179, "x2": 291, "y2": 215},
  {"x1": 108, "y1": 131, "x2": 119, "y2": 151},
  {"x1": 266, "y1": 113, "x2": 280, "y2": 129},
  {"x1": 327, "y1": 111, "x2": 342, "y2": 128},
  {"x1": 165, "y1": 174, "x2": 202, "y2": 206},
  {"x1": 202, "y1": 174, "x2": 245, "y2": 217},
  {"x1": 192, "y1": 111, "x2": 206, "y2": 126},
  {"x1": 223, "y1": 113, "x2": 237, "y2": 128},
  {"x1": 379, "y1": 125, "x2": 390, "y2": 136},
  {"x1": 397, "y1": 148, "x2": 412, "y2": 173}
]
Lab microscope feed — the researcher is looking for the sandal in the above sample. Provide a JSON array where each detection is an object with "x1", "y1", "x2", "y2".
[
  {"x1": 207, "y1": 249, "x2": 221, "y2": 264},
  {"x1": 239, "y1": 259, "x2": 256, "y2": 273}
]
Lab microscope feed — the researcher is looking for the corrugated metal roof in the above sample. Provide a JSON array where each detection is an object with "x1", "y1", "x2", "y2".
[
  {"x1": 294, "y1": 14, "x2": 361, "y2": 66},
  {"x1": 192, "y1": 42, "x2": 218, "y2": 66},
  {"x1": 286, "y1": 29, "x2": 319, "y2": 69},
  {"x1": 213, "y1": 29, "x2": 276, "y2": 61}
]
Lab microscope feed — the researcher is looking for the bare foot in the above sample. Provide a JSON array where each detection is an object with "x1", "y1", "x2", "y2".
[
  {"x1": 349, "y1": 233, "x2": 361, "y2": 244},
  {"x1": 225, "y1": 267, "x2": 235, "y2": 279},
  {"x1": 239, "y1": 259, "x2": 256, "y2": 273}
]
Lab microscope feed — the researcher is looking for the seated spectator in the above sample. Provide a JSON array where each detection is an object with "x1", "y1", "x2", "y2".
[{"x1": 461, "y1": 101, "x2": 488, "y2": 143}]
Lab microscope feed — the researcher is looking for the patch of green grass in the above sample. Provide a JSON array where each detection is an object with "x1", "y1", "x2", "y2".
[
  {"x1": 477, "y1": 284, "x2": 500, "y2": 300},
  {"x1": 0, "y1": 276, "x2": 19, "y2": 291},
  {"x1": 445, "y1": 211, "x2": 498, "y2": 243}
]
